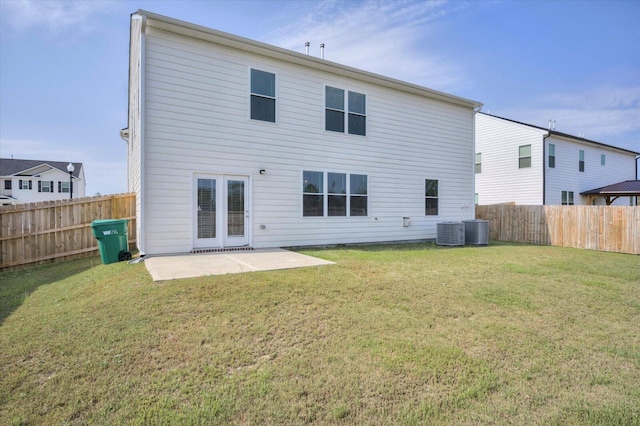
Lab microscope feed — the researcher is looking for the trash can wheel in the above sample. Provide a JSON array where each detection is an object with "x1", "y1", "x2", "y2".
[{"x1": 119, "y1": 251, "x2": 132, "y2": 262}]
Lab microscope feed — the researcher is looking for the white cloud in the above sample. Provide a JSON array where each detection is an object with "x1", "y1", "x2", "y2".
[
  {"x1": 265, "y1": 0, "x2": 466, "y2": 91},
  {"x1": 0, "y1": 0, "x2": 119, "y2": 34}
]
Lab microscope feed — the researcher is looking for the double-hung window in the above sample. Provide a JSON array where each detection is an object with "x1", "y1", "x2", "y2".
[
  {"x1": 561, "y1": 191, "x2": 574, "y2": 205},
  {"x1": 475, "y1": 153, "x2": 482, "y2": 173},
  {"x1": 601, "y1": 154, "x2": 606, "y2": 166},
  {"x1": 425, "y1": 179, "x2": 438, "y2": 216},
  {"x1": 325, "y1": 86, "x2": 366, "y2": 136},
  {"x1": 578, "y1": 150, "x2": 585, "y2": 172},
  {"x1": 250, "y1": 69, "x2": 276, "y2": 123},
  {"x1": 548, "y1": 143, "x2": 555, "y2": 168},
  {"x1": 303, "y1": 171, "x2": 368, "y2": 217},
  {"x1": 519, "y1": 145, "x2": 531, "y2": 168},
  {"x1": 38, "y1": 181, "x2": 53, "y2": 193},
  {"x1": 4, "y1": 180, "x2": 11, "y2": 190},
  {"x1": 59, "y1": 181, "x2": 71, "y2": 193},
  {"x1": 19, "y1": 180, "x2": 32, "y2": 190},
  {"x1": 303, "y1": 171, "x2": 324, "y2": 217}
]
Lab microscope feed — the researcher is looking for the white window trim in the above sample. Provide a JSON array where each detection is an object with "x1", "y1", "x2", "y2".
[
  {"x1": 302, "y1": 170, "x2": 368, "y2": 218},
  {"x1": 249, "y1": 66, "x2": 278, "y2": 124},
  {"x1": 324, "y1": 85, "x2": 367, "y2": 136}
]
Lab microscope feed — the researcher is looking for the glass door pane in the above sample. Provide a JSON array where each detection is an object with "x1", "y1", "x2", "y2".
[
  {"x1": 197, "y1": 178, "x2": 216, "y2": 238},
  {"x1": 227, "y1": 180, "x2": 245, "y2": 237}
]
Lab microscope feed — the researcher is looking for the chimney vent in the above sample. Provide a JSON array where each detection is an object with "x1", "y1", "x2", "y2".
[
  {"x1": 305, "y1": 41, "x2": 310, "y2": 55},
  {"x1": 320, "y1": 43, "x2": 325, "y2": 59}
]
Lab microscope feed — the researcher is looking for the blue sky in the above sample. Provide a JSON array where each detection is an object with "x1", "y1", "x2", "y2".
[{"x1": 1, "y1": 0, "x2": 639, "y2": 195}]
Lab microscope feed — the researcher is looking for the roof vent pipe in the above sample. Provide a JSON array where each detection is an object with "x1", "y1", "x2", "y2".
[
  {"x1": 320, "y1": 43, "x2": 325, "y2": 59},
  {"x1": 305, "y1": 42, "x2": 310, "y2": 55}
]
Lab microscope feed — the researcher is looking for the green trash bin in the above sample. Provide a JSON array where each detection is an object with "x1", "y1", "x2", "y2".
[{"x1": 91, "y1": 219, "x2": 132, "y2": 265}]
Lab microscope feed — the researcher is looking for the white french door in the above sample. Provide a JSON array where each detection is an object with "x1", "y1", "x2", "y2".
[{"x1": 194, "y1": 175, "x2": 249, "y2": 249}]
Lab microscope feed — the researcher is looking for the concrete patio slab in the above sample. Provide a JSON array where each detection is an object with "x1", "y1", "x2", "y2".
[{"x1": 143, "y1": 248, "x2": 334, "y2": 281}]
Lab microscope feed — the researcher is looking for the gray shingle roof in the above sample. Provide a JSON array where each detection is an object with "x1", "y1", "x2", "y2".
[{"x1": 0, "y1": 158, "x2": 82, "y2": 178}]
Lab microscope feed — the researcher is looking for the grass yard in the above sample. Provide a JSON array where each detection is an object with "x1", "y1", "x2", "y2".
[{"x1": 1, "y1": 242, "x2": 639, "y2": 425}]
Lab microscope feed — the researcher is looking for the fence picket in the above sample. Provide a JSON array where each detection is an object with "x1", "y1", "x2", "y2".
[
  {"x1": 0, "y1": 193, "x2": 136, "y2": 270},
  {"x1": 477, "y1": 204, "x2": 639, "y2": 255}
]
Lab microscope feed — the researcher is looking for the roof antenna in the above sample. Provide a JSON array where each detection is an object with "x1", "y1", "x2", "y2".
[
  {"x1": 305, "y1": 41, "x2": 310, "y2": 55},
  {"x1": 320, "y1": 43, "x2": 325, "y2": 59}
]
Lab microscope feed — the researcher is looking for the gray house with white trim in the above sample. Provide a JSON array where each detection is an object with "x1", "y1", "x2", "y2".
[{"x1": 122, "y1": 10, "x2": 482, "y2": 255}]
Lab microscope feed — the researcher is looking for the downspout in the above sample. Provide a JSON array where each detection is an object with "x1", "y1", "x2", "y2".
[
  {"x1": 472, "y1": 105, "x2": 483, "y2": 217},
  {"x1": 542, "y1": 132, "x2": 550, "y2": 205}
]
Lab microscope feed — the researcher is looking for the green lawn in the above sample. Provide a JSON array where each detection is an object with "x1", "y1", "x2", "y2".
[{"x1": 1, "y1": 242, "x2": 639, "y2": 425}]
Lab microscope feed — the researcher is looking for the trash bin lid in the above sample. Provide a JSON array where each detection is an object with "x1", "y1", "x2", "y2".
[{"x1": 91, "y1": 219, "x2": 129, "y2": 228}]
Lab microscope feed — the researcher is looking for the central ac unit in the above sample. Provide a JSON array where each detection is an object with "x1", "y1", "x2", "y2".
[
  {"x1": 436, "y1": 222, "x2": 465, "y2": 246},
  {"x1": 463, "y1": 219, "x2": 489, "y2": 245}
]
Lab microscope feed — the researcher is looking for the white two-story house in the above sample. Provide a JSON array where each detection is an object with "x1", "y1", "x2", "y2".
[
  {"x1": 122, "y1": 10, "x2": 483, "y2": 256},
  {"x1": 475, "y1": 113, "x2": 639, "y2": 206},
  {"x1": 0, "y1": 158, "x2": 85, "y2": 205}
]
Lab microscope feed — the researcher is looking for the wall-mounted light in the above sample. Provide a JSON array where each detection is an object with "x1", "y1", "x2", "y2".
[{"x1": 259, "y1": 169, "x2": 266, "y2": 175}]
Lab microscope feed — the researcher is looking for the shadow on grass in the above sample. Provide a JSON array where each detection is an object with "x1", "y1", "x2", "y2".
[{"x1": 0, "y1": 257, "x2": 99, "y2": 325}]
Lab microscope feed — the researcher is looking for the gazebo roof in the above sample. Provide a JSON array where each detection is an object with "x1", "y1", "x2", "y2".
[
  {"x1": 581, "y1": 180, "x2": 640, "y2": 196},
  {"x1": 581, "y1": 180, "x2": 640, "y2": 205}
]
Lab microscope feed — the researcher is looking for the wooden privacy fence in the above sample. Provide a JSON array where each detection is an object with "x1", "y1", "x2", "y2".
[
  {"x1": 0, "y1": 193, "x2": 136, "y2": 270},
  {"x1": 476, "y1": 204, "x2": 640, "y2": 255}
]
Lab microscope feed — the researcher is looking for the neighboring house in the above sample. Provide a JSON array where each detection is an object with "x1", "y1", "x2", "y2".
[
  {"x1": 0, "y1": 158, "x2": 85, "y2": 205},
  {"x1": 475, "y1": 113, "x2": 639, "y2": 206},
  {"x1": 122, "y1": 10, "x2": 482, "y2": 256}
]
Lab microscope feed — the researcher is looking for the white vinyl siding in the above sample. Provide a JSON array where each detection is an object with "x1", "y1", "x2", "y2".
[
  {"x1": 545, "y1": 136, "x2": 636, "y2": 205},
  {"x1": 137, "y1": 25, "x2": 476, "y2": 254},
  {"x1": 475, "y1": 114, "x2": 545, "y2": 205}
]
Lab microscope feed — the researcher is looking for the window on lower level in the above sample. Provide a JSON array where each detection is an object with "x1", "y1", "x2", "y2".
[
  {"x1": 39, "y1": 181, "x2": 53, "y2": 193},
  {"x1": 250, "y1": 69, "x2": 276, "y2": 123},
  {"x1": 561, "y1": 191, "x2": 574, "y2": 205},
  {"x1": 303, "y1": 171, "x2": 368, "y2": 217},
  {"x1": 519, "y1": 145, "x2": 531, "y2": 168},
  {"x1": 425, "y1": 179, "x2": 439, "y2": 215},
  {"x1": 579, "y1": 150, "x2": 585, "y2": 172},
  {"x1": 59, "y1": 181, "x2": 70, "y2": 193},
  {"x1": 475, "y1": 153, "x2": 481, "y2": 173}
]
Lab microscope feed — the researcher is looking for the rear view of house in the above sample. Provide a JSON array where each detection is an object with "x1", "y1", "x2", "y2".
[
  {"x1": 475, "y1": 113, "x2": 639, "y2": 206},
  {"x1": 122, "y1": 10, "x2": 482, "y2": 256}
]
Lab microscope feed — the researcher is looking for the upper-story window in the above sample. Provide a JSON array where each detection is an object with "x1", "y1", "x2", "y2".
[
  {"x1": 548, "y1": 143, "x2": 555, "y2": 168},
  {"x1": 579, "y1": 150, "x2": 585, "y2": 172},
  {"x1": 4, "y1": 180, "x2": 11, "y2": 190},
  {"x1": 325, "y1": 86, "x2": 366, "y2": 136},
  {"x1": 19, "y1": 180, "x2": 32, "y2": 190},
  {"x1": 250, "y1": 69, "x2": 276, "y2": 123},
  {"x1": 475, "y1": 153, "x2": 482, "y2": 173},
  {"x1": 519, "y1": 145, "x2": 531, "y2": 168},
  {"x1": 601, "y1": 154, "x2": 606, "y2": 166}
]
